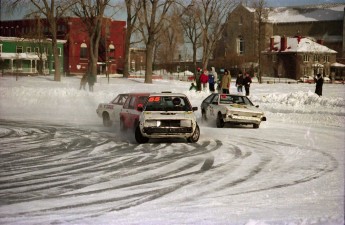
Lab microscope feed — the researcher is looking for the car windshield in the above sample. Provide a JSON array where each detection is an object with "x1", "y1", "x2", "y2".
[{"x1": 145, "y1": 96, "x2": 192, "y2": 111}]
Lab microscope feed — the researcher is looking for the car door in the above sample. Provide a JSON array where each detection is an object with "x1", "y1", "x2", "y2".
[
  {"x1": 206, "y1": 94, "x2": 219, "y2": 120},
  {"x1": 122, "y1": 95, "x2": 148, "y2": 129},
  {"x1": 111, "y1": 94, "x2": 128, "y2": 122}
]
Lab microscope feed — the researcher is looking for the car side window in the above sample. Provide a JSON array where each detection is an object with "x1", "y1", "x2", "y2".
[
  {"x1": 112, "y1": 94, "x2": 128, "y2": 105},
  {"x1": 212, "y1": 95, "x2": 219, "y2": 104},
  {"x1": 128, "y1": 96, "x2": 137, "y2": 109},
  {"x1": 204, "y1": 94, "x2": 215, "y2": 104},
  {"x1": 123, "y1": 96, "x2": 131, "y2": 109}
]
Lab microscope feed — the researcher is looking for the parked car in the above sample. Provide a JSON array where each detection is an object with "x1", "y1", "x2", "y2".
[
  {"x1": 119, "y1": 93, "x2": 151, "y2": 131},
  {"x1": 201, "y1": 93, "x2": 266, "y2": 128},
  {"x1": 135, "y1": 92, "x2": 200, "y2": 144},
  {"x1": 96, "y1": 93, "x2": 129, "y2": 127},
  {"x1": 298, "y1": 75, "x2": 314, "y2": 83}
]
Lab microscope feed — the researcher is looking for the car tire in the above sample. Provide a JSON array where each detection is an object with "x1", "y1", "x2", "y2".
[
  {"x1": 253, "y1": 123, "x2": 259, "y2": 129},
  {"x1": 102, "y1": 112, "x2": 112, "y2": 127},
  {"x1": 187, "y1": 124, "x2": 200, "y2": 143},
  {"x1": 216, "y1": 113, "x2": 225, "y2": 128},
  {"x1": 135, "y1": 126, "x2": 149, "y2": 144}
]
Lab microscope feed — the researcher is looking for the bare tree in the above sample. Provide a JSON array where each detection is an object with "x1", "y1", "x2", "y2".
[
  {"x1": 179, "y1": 1, "x2": 203, "y2": 75},
  {"x1": 9, "y1": 0, "x2": 75, "y2": 81},
  {"x1": 123, "y1": 0, "x2": 142, "y2": 78},
  {"x1": 198, "y1": 0, "x2": 237, "y2": 70},
  {"x1": 138, "y1": 0, "x2": 174, "y2": 84},
  {"x1": 251, "y1": 0, "x2": 270, "y2": 83},
  {"x1": 155, "y1": 6, "x2": 184, "y2": 68},
  {"x1": 72, "y1": 0, "x2": 110, "y2": 85}
]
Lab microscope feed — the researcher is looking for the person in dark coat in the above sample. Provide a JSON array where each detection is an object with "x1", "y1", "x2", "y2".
[
  {"x1": 236, "y1": 72, "x2": 244, "y2": 93},
  {"x1": 243, "y1": 73, "x2": 252, "y2": 96},
  {"x1": 208, "y1": 72, "x2": 215, "y2": 92},
  {"x1": 314, "y1": 73, "x2": 324, "y2": 96}
]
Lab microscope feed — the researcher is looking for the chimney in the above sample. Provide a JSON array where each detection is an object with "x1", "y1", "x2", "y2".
[
  {"x1": 270, "y1": 37, "x2": 275, "y2": 51},
  {"x1": 280, "y1": 36, "x2": 287, "y2": 51},
  {"x1": 296, "y1": 35, "x2": 302, "y2": 43},
  {"x1": 317, "y1": 39, "x2": 324, "y2": 45}
]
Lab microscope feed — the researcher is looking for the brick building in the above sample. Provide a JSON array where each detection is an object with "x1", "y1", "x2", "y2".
[
  {"x1": 261, "y1": 36, "x2": 337, "y2": 80},
  {"x1": 213, "y1": 3, "x2": 344, "y2": 76},
  {"x1": 0, "y1": 17, "x2": 126, "y2": 76}
]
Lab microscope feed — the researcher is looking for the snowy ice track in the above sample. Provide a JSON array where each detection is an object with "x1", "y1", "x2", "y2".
[{"x1": 0, "y1": 120, "x2": 338, "y2": 223}]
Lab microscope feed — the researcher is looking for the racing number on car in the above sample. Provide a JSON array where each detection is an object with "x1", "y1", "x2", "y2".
[{"x1": 148, "y1": 97, "x2": 161, "y2": 102}]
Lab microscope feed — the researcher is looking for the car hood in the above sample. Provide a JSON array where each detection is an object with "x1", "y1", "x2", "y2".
[{"x1": 143, "y1": 111, "x2": 196, "y2": 120}]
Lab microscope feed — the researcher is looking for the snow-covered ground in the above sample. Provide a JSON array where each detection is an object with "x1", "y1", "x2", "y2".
[{"x1": 0, "y1": 75, "x2": 344, "y2": 225}]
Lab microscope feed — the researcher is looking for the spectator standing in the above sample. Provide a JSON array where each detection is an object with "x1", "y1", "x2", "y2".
[
  {"x1": 208, "y1": 71, "x2": 215, "y2": 92},
  {"x1": 236, "y1": 72, "x2": 244, "y2": 93},
  {"x1": 195, "y1": 68, "x2": 202, "y2": 91},
  {"x1": 87, "y1": 74, "x2": 96, "y2": 92},
  {"x1": 200, "y1": 70, "x2": 209, "y2": 91},
  {"x1": 221, "y1": 70, "x2": 231, "y2": 94},
  {"x1": 243, "y1": 73, "x2": 252, "y2": 96},
  {"x1": 314, "y1": 73, "x2": 324, "y2": 96},
  {"x1": 211, "y1": 67, "x2": 218, "y2": 91}
]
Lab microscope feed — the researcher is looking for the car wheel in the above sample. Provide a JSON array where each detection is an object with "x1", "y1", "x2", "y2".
[
  {"x1": 187, "y1": 124, "x2": 200, "y2": 143},
  {"x1": 135, "y1": 126, "x2": 149, "y2": 144},
  {"x1": 253, "y1": 123, "x2": 259, "y2": 129},
  {"x1": 216, "y1": 113, "x2": 225, "y2": 128},
  {"x1": 201, "y1": 110, "x2": 207, "y2": 122},
  {"x1": 102, "y1": 112, "x2": 112, "y2": 127},
  {"x1": 120, "y1": 118, "x2": 126, "y2": 131}
]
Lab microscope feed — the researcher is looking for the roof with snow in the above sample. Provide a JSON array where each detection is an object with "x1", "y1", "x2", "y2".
[
  {"x1": 245, "y1": 3, "x2": 344, "y2": 23},
  {"x1": 0, "y1": 36, "x2": 66, "y2": 43},
  {"x1": 267, "y1": 36, "x2": 337, "y2": 54}
]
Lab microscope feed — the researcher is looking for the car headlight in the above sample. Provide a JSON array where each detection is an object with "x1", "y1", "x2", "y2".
[
  {"x1": 145, "y1": 120, "x2": 160, "y2": 127},
  {"x1": 180, "y1": 119, "x2": 192, "y2": 127}
]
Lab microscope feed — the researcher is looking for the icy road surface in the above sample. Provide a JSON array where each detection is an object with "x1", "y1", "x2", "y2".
[{"x1": 0, "y1": 120, "x2": 343, "y2": 225}]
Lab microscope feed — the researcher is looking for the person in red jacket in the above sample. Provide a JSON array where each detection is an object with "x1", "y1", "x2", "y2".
[{"x1": 200, "y1": 70, "x2": 209, "y2": 91}]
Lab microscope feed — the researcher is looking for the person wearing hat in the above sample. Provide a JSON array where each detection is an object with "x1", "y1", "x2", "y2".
[
  {"x1": 221, "y1": 70, "x2": 231, "y2": 94},
  {"x1": 236, "y1": 72, "x2": 244, "y2": 93}
]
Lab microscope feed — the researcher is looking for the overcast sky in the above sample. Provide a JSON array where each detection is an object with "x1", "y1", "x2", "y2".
[
  {"x1": 1, "y1": 0, "x2": 344, "y2": 21},
  {"x1": 265, "y1": 0, "x2": 344, "y2": 7}
]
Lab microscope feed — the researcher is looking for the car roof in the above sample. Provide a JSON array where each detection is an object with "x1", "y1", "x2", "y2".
[
  {"x1": 149, "y1": 92, "x2": 187, "y2": 97},
  {"x1": 213, "y1": 93, "x2": 246, "y2": 97},
  {"x1": 128, "y1": 92, "x2": 151, "y2": 97}
]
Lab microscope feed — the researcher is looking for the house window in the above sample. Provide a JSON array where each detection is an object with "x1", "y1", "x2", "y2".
[
  {"x1": 239, "y1": 16, "x2": 243, "y2": 25},
  {"x1": 303, "y1": 55, "x2": 309, "y2": 62},
  {"x1": 303, "y1": 67, "x2": 309, "y2": 75},
  {"x1": 35, "y1": 47, "x2": 39, "y2": 54},
  {"x1": 26, "y1": 47, "x2": 31, "y2": 53},
  {"x1": 237, "y1": 37, "x2": 245, "y2": 55},
  {"x1": 313, "y1": 55, "x2": 319, "y2": 62},
  {"x1": 272, "y1": 54, "x2": 276, "y2": 62},
  {"x1": 324, "y1": 55, "x2": 329, "y2": 63},
  {"x1": 109, "y1": 44, "x2": 115, "y2": 59},
  {"x1": 58, "y1": 47, "x2": 62, "y2": 56},
  {"x1": 80, "y1": 43, "x2": 87, "y2": 59},
  {"x1": 16, "y1": 46, "x2": 23, "y2": 53}
]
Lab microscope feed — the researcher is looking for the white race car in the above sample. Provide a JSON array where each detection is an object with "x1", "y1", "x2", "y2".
[
  {"x1": 201, "y1": 93, "x2": 266, "y2": 128},
  {"x1": 96, "y1": 93, "x2": 128, "y2": 126},
  {"x1": 135, "y1": 92, "x2": 200, "y2": 143}
]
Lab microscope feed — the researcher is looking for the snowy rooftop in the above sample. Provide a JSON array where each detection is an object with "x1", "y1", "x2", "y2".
[
  {"x1": 268, "y1": 36, "x2": 338, "y2": 53},
  {"x1": 246, "y1": 3, "x2": 344, "y2": 23}
]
